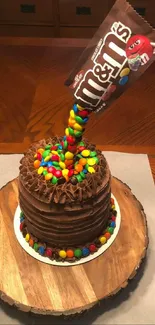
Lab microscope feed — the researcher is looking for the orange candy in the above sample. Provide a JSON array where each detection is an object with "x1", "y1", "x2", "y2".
[
  {"x1": 79, "y1": 158, "x2": 87, "y2": 166},
  {"x1": 66, "y1": 249, "x2": 74, "y2": 258},
  {"x1": 68, "y1": 117, "x2": 75, "y2": 127},
  {"x1": 65, "y1": 159, "x2": 73, "y2": 166},
  {"x1": 75, "y1": 164, "x2": 83, "y2": 172},
  {"x1": 34, "y1": 159, "x2": 41, "y2": 168},
  {"x1": 63, "y1": 175, "x2": 69, "y2": 182},
  {"x1": 104, "y1": 232, "x2": 111, "y2": 240},
  {"x1": 29, "y1": 239, "x2": 34, "y2": 247},
  {"x1": 74, "y1": 170, "x2": 78, "y2": 175},
  {"x1": 37, "y1": 148, "x2": 44, "y2": 154}
]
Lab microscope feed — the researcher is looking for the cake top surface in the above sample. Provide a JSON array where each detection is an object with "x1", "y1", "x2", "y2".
[{"x1": 19, "y1": 137, "x2": 110, "y2": 204}]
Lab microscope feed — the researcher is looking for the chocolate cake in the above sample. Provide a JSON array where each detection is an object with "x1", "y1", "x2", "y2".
[{"x1": 19, "y1": 137, "x2": 112, "y2": 261}]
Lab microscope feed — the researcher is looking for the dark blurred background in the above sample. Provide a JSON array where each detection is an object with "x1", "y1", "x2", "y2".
[{"x1": 0, "y1": 0, "x2": 154, "y2": 39}]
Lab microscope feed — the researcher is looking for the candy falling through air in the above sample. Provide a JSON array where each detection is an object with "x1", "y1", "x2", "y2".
[{"x1": 33, "y1": 104, "x2": 100, "y2": 184}]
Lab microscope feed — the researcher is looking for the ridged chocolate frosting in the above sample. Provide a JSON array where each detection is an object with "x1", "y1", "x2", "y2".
[{"x1": 19, "y1": 137, "x2": 111, "y2": 248}]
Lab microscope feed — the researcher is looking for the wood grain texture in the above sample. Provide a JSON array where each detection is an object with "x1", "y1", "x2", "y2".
[
  {"x1": 0, "y1": 177, "x2": 148, "y2": 315},
  {"x1": 0, "y1": 37, "x2": 155, "y2": 155}
]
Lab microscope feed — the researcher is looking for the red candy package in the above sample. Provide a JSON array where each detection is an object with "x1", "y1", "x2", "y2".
[{"x1": 65, "y1": 0, "x2": 155, "y2": 114}]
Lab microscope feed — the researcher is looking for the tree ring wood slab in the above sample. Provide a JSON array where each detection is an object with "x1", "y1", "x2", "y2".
[{"x1": 0, "y1": 177, "x2": 148, "y2": 315}]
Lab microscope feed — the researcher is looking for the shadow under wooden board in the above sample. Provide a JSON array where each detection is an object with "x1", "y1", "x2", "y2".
[{"x1": 0, "y1": 177, "x2": 148, "y2": 315}]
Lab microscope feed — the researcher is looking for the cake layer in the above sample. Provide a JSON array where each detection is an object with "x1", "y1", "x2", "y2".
[{"x1": 19, "y1": 137, "x2": 111, "y2": 248}]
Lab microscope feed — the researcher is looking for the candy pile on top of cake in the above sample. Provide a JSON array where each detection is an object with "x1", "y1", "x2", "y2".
[{"x1": 18, "y1": 104, "x2": 117, "y2": 262}]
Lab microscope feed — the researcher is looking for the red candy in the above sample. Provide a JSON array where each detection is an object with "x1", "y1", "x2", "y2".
[
  {"x1": 20, "y1": 222, "x2": 24, "y2": 231},
  {"x1": 78, "y1": 110, "x2": 89, "y2": 118},
  {"x1": 68, "y1": 165, "x2": 73, "y2": 170},
  {"x1": 111, "y1": 216, "x2": 116, "y2": 221},
  {"x1": 78, "y1": 146, "x2": 85, "y2": 152},
  {"x1": 45, "y1": 248, "x2": 52, "y2": 257},
  {"x1": 37, "y1": 152, "x2": 42, "y2": 160},
  {"x1": 68, "y1": 144, "x2": 77, "y2": 153},
  {"x1": 48, "y1": 166, "x2": 56, "y2": 174},
  {"x1": 89, "y1": 244, "x2": 97, "y2": 252},
  {"x1": 51, "y1": 155, "x2": 59, "y2": 162},
  {"x1": 51, "y1": 145, "x2": 57, "y2": 151},
  {"x1": 111, "y1": 198, "x2": 114, "y2": 205},
  {"x1": 54, "y1": 170, "x2": 62, "y2": 178},
  {"x1": 67, "y1": 136, "x2": 75, "y2": 145},
  {"x1": 68, "y1": 169, "x2": 74, "y2": 177}
]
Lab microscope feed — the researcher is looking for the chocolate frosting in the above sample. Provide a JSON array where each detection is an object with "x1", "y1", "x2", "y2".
[{"x1": 19, "y1": 136, "x2": 108, "y2": 204}]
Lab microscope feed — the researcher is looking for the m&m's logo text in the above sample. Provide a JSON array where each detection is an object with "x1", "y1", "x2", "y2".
[{"x1": 74, "y1": 21, "x2": 132, "y2": 108}]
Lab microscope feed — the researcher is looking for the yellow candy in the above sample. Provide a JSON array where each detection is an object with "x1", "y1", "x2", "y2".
[
  {"x1": 62, "y1": 169, "x2": 69, "y2": 177},
  {"x1": 65, "y1": 151, "x2": 74, "y2": 160},
  {"x1": 44, "y1": 155, "x2": 51, "y2": 162},
  {"x1": 81, "y1": 149, "x2": 90, "y2": 157},
  {"x1": 59, "y1": 250, "x2": 67, "y2": 259},
  {"x1": 25, "y1": 234, "x2": 30, "y2": 242},
  {"x1": 74, "y1": 123, "x2": 83, "y2": 131},
  {"x1": 51, "y1": 150, "x2": 59, "y2": 155},
  {"x1": 70, "y1": 110, "x2": 75, "y2": 119},
  {"x1": 77, "y1": 104, "x2": 84, "y2": 111},
  {"x1": 37, "y1": 148, "x2": 44, "y2": 154},
  {"x1": 88, "y1": 166, "x2": 95, "y2": 174},
  {"x1": 45, "y1": 173, "x2": 53, "y2": 181},
  {"x1": 120, "y1": 67, "x2": 130, "y2": 78},
  {"x1": 38, "y1": 166, "x2": 44, "y2": 175},
  {"x1": 87, "y1": 158, "x2": 96, "y2": 166},
  {"x1": 59, "y1": 161, "x2": 66, "y2": 169},
  {"x1": 112, "y1": 205, "x2": 115, "y2": 210},
  {"x1": 34, "y1": 154, "x2": 37, "y2": 158},
  {"x1": 65, "y1": 128, "x2": 69, "y2": 136},
  {"x1": 99, "y1": 236, "x2": 107, "y2": 244}
]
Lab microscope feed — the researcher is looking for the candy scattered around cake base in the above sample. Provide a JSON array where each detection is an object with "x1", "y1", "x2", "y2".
[{"x1": 19, "y1": 197, "x2": 117, "y2": 263}]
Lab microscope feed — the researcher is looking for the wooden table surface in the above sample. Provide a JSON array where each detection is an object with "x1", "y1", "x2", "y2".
[{"x1": 0, "y1": 37, "x2": 155, "y2": 181}]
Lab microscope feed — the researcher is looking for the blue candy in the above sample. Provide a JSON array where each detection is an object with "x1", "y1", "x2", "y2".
[
  {"x1": 73, "y1": 103, "x2": 79, "y2": 114},
  {"x1": 47, "y1": 161, "x2": 53, "y2": 167},
  {"x1": 38, "y1": 246, "x2": 45, "y2": 256},
  {"x1": 63, "y1": 136, "x2": 67, "y2": 141},
  {"x1": 110, "y1": 221, "x2": 116, "y2": 228},
  {"x1": 20, "y1": 217, "x2": 25, "y2": 223},
  {"x1": 83, "y1": 169, "x2": 88, "y2": 174},
  {"x1": 82, "y1": 247, "x2": 90, "y2": 257},
  {"x1": 119, "y1": 75, "x2": 128, "y2": 86},
  {"x1": 83, "y1": 117, "x2": 89, "y2": 123},
  {"x1": 58, "y1": 145, "x2": 62, "y2": 150}
]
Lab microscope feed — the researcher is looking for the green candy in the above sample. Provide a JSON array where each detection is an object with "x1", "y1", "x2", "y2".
[
  {"x1": 55, "y1": 166, "x2": 61, "y2": 170},
  {"x1": 60, "y1": 153, "x2": 65, "y2": 162},
  {"x1": 107, "y1": 227, "x2": 114, "y2": 234},
  {"x1": 85, "y1": 163, "x2": 89, "y2": 170},
  {"x1": 43, "y1": 170, "x2": 48, "y2": 176},
  {"x1": 45, "y1": 144, "x2": 51, "y2": 150},
  {"x1": 51, "y1": 176, "x2": 58, "y2": 184},
  {"x1": 55, "y1": 143, "x2": 60, "y2": 147},
  {"x1": 75, "y1": 131, "x2": 82, "y2": 137},
  {"x1": 42, "y1": 150, "x2": 51, "y2": 159},
  {"x1": 80, "y1": 171, "x2": 85, "y2": 179},
  {"x1": 68, "y1": 127, "x2": 74, "y2": 136},
  {"x1": 64, "y1": 140, "x2": 68, "y2": 149},
  {"x1": 53, "y1": 161, "x2": 59, "y2": 167},
  {"x1": 77, "y1": 154, "x2": 83, "y2": 159},
  {"x1": 34, "y1": 243, "x2": 39, "y2": 252},
  {"x1": 20, "y1": 211, "x2": 24, "y2": 218},
  {"x1": 79, "y1": 141, "x2": 85, "y2": 146},
  {"x1": 75, "y1": 116, "x2": 84, "y2": 124},
  {"x1": 76, "y1": 174, "x2": 83, "y2": 182},
  {"x1": 90, "y1": 151, "x2": 97, "y2": 157},
  {"x1": 94, "y1": 157, "x2": 99, "y2": 164},
  {"x1": 74, "y1": 248, "x2": 82, "y2": 258},
  {"x1": 57, "y1": 149, "x2": 62, "y2": 154}
]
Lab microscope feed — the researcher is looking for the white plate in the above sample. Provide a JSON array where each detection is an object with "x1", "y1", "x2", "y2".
[{"x1": 14, "y1": 194, "x2": 121, "y2": 267}]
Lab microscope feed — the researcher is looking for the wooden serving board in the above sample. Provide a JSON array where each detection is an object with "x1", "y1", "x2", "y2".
[{"x1": 0, "y1": 177, "x2": 148, "y2": 315}]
